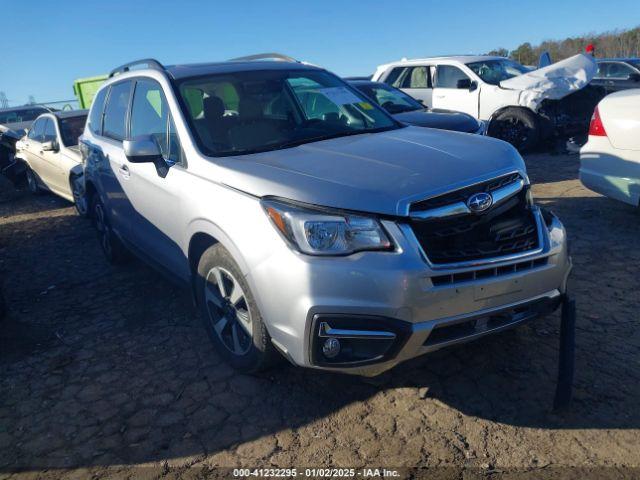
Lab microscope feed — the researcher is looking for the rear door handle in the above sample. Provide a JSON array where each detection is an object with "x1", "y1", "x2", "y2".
[{"x1": 118, "y1": 164, "x2": 130, "y2": 179}]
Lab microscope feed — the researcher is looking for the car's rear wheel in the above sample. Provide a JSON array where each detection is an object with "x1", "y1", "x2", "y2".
[
  {"x1": 195, "y1": 244, "x2": 277, "y2": 373},
  {"x1": 92, "y1": 195, "x2": 127, "y2": 264},
  {"x1": 25, "y1": 168, "x2": 41, "y2": 194},
  {"x1": 70, "y1": 174, "x2": 88, "y2": 217},
  {"x1": 488, "y1": 108, "x2": 540, "y2": 152}
]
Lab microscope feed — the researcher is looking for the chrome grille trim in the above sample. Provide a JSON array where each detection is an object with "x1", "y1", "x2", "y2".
[{"x1": 410, "y1": 177, "x2": 525, "y2": 221}]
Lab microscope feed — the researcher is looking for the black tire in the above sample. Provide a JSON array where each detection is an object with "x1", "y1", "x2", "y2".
[
  {"x1": 195, "y1": 244, "x2": 277, "y2": 373},
  {"x1": 70, "y1": 174, "x2": 89, "y2": 217},
  {"x1": 488, "y1": 108, "x2": 540, "y2": 152},
  {"x1": 91, "y1": 194, "x2": 127, "y2": 264},
  {"x1": 25, "y1": 167, "x2": 41, "y2": 195},
  {"x1": 0, "y1": 285, "x2": 6, "y2": 322}
]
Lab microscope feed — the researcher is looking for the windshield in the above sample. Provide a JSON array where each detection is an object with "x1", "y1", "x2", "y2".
[
  {"x1": 627, "y1": 60, "x2": 640, "y2": 70},
  {"x1": 466, "y1": 59, "x2": 529, "y2": 85},
  {"x1": 353, "y1": 83, "x2": 423, "y2": 114},
  {"x1": 177, "y1": 69, "x2": 399, "y2": 156},
  {"x1": 59, "y1": 115, "x2": 87, "y2": 147},
  {"x1": 0, "y1": 107, "x2": 47, "y2": 125}
]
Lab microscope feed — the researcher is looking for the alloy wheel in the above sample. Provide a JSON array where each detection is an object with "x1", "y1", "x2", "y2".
[
  {"x1": 204, "y1": 266, "x2": 253, "y2": 356},
  {"x1": 94, "y1": 202, "x2": 112, "y2": 258},
  {"x1": 71, "y1": 177, "x2": 87, "y2": 215},
  {"x1": 499, "y1": 117, "x2": 528, "y2": 148},
  {"x1": 26, "y1": 170, "x2": 38, "y2": 193}
]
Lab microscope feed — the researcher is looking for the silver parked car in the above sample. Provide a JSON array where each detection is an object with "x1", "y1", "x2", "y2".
[{"x1": 80, "y1": 55, "x2": 571, "y2": 375}]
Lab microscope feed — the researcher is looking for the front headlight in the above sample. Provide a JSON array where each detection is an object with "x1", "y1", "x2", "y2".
[{"x1": 262, "y1": 199, "x2": 392, "y2": 256}]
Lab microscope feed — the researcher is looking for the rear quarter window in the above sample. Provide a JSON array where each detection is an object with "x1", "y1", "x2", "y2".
[{"x1": 88, "y1": 88, "x2": 108, "y2": 136}]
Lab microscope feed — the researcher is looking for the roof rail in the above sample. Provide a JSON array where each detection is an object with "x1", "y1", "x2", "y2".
[
  {"x1": 228, "y1": 52, "x2": 299, "y2": 63},
  {"x1": 109, "y1": 58, "x2": 165, "y2": 78}
]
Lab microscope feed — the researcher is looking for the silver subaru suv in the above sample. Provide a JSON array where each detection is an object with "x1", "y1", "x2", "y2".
[{"x1": 80, "y1": 55, "x2": 571, "y2": 376}]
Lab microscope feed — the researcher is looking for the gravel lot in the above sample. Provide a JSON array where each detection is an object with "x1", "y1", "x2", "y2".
[{"x1": 1, "y1": 152, "x2": 639, "y2": 478}]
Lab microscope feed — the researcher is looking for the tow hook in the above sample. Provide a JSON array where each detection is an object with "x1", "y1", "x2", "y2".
[{"x1": 554, "y1": 293, "x2": 576, "y2": 411}]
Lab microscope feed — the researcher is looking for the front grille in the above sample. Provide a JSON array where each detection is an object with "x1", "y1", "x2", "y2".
[{"x1": 409, "y1": 174, "x2": 539, "y2": 265}]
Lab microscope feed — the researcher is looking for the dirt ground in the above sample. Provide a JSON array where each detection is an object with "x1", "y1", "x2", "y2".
[{"x1": 1, "y1": 152, "x2": 639, "y2": 479}]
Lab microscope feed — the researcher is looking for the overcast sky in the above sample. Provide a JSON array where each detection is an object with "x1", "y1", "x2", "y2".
[{"x1": 1, "y1": 0, "x2": 639, "y2": 106}]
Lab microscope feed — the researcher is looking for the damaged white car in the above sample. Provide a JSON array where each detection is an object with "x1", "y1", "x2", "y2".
[{"x1": 372, "y1": 54, "x2": 604, "y2": 150}]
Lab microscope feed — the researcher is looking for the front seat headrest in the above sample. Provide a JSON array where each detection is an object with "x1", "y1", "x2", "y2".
[{"x1": 203, "y1": 96, "x2": 225, "y2": 121}]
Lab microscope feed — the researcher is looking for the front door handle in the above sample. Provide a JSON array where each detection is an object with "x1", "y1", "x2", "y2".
[{"x1": 118, "y1": 164, "x2": 130, "y2": 179}]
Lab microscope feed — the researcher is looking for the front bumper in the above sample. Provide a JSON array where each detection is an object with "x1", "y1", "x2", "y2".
[{"x1": 248, "y1": 208, "x2": 571, "y2": 376}]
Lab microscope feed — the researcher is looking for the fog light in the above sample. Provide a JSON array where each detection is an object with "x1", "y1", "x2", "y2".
[{"x1": 322, "y1": 338, "x2": 341, "y2": 358}]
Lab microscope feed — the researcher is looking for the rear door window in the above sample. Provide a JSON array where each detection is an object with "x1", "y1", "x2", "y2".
[
  {"x1": 405, "y1": 66, "x2": 431, "y2": 88},
  {"x1": 103, "y1": 81, "x2": 132, "y2": 141},
  {"x1": 386, "y1": 66, "x2": 433, "y2": 89}
]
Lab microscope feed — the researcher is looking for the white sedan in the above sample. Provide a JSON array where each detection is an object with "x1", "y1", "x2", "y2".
[
  {"x1": 15, "y1": 110, "x2": 88, "y2": 214},
  {"x1": 580, "y1": 89, "x2": 640, "y2": 206}
]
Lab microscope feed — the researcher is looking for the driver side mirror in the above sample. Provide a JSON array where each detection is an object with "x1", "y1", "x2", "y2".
[
  {"x1": 456, "y1": 79, "x2": 478, "y2": 91},
  {"x1": 123, "y1": 135, "x2": 169, "y2": 178},
  {"x1": 41, "y1": 140, "x2": 59, "y2": 152},
  {"x1": 629, "y1": 72, "x2": 640, "y2": 82}
]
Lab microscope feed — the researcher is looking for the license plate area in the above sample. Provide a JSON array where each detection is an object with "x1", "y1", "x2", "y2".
[{"x1": 474, "y1": 277, "x2": 523, "y2": 300}]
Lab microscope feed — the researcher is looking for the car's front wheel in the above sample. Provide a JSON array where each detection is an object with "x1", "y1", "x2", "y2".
[
  {"x1": 488, "y1": 108, "x2": 540, "y2": 152},
  {"x1": 70, "y1": 174, "x2": 88, "y2": 217},
  {"x1": 92, "y1": 195, "x2": 127, "y2": 264},
  {"x1": 195, "y1": 244, "x2": 277, "y2": 373},
  {"x1": 25, "y1": 167, "x2": 41, "y2": 195}
]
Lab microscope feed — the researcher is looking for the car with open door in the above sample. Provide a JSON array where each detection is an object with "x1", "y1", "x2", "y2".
[
  {"x1": 348, "y1": 79, "x2": 484, "y2": 134},
  {"x1": 14, "y1": 110, "x2": 89, "y2": 215}
]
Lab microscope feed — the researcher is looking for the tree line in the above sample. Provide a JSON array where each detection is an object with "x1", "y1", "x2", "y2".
[{"x1": 488, "y1": 26, "x2": 640, "y2": 65}]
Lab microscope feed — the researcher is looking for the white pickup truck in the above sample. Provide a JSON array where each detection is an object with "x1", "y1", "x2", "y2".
[{"x1": 372, "y1": 54, "x2": 603, "y2": 150}]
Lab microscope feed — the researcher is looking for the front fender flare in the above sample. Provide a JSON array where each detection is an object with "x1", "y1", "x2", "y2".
[{"x1": 184, "y1": 218, "x2": 251, "y2": 277}]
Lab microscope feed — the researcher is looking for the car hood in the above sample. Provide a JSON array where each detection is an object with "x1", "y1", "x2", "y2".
[
  {"x1": 215, "y1": 126, "x2": 525, "y2": 217},
  {"x1": 393, "y1": 109, "x2": 480, "y2": 133},
  {"x1": 500, "y1": 53, "x2": 597, "y2": 110}
]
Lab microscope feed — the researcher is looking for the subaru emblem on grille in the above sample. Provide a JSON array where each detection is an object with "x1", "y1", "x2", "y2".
[{"x1": 467, "y1": 192, "x2": 493, "y2": 213}]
